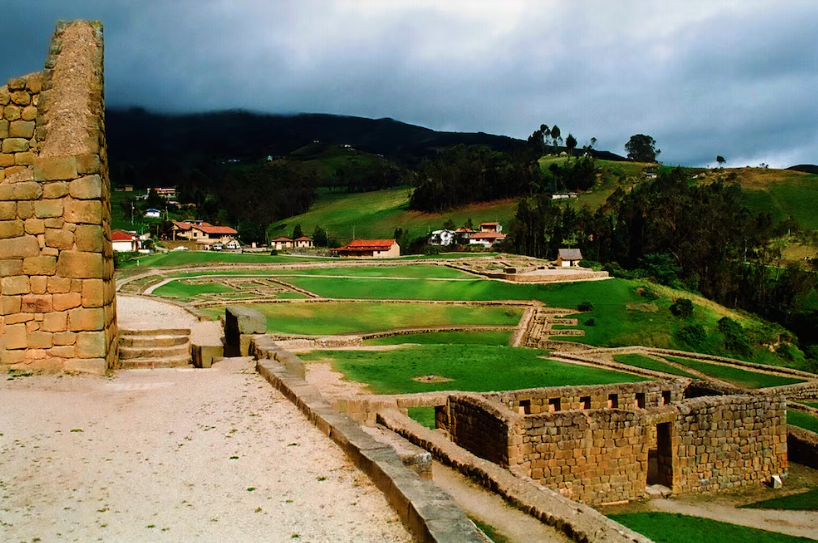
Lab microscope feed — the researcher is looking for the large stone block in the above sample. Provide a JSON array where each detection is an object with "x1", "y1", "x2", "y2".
[
  {"x1": 224, "y1": 306, "x2": 267, "y2": 347},
  {"x1": 0, "y1": 234, "x2": 39, "y2": 257},
  {"x1": 12, "y1": 182, "x2": 43, "y2": 201},
  {"x1": 27, "y1": 330, "x2": 53, "y2": 349},
  {"x1": 0, "y1": 202, "x2": 16, "y2": 220},
  {"x1": 3, "y1": 104, "x2": 21, "y2": 121},
  {"x1": 34, "y1": 200, "x2": 63, "y2": 219},
  {"x1": 44, "y1": 228, "x2": 74, "y2": 250},
  {"x1": 21, "y1": 106, "x2": 37, "y2": 121},
  {"x1": 0, "y1": 259, "x2": 23, "y2": 275},
  {"x1": 52, "y1": 292, "x2": 82, "y2": 311},
  {"x1": 29, "y1": 275, "x2": 47, "y2": 294},
  {"x1": 0, "y1": 220, "x2": 24, "y2": 239},
  {"x1": 33, "y1": 157, "x2": 78, "y2": 182},
  {"x1": 24, "y1": 218, "x2": 45, "y2": 235},
  {"x1": 0, "y1": 86, "x2": 8, "y2": 105},
  {"x1": 68, "y1": 307, "x2": 104, "y2": 331},
  {"x1": 76, "y1": 331, "x2": 106, "y2": 357},
  {"x1": 64, "y1": 199, "x2": 102, "y2": 224},
  {"x1": 1, "y1": 295, "x2": 22, "y2": 315},
  {"x1": 56, "y1": 251, "x2": 103, "y2": 278},
  {"x1": 2, "y1": 138, "x2": 29, "y2": 153},
  {"x1": 81, "y1": 279, "x2": 104, "y2": 307},
  {"x1": 42, "y1": 311, "x2": 67, "y2": 332},
  {"x1": 9, "y1": 120, "x2": 35, "y2": 138},
  {"x1": 53, "y1": 331, "x2": 77, "y2": 346},
  {"x1": 47, "y1": 276, "x2": 72, "y2": 294},
  {"x1": 0, "y1": 349, "x2": 25, "y2": 365},
  {"x1": 69, "y1": 175, "x2": 102, "y2": 200},
  {"x1": 22, "y1": 294, "x2": 53, "y2": 313},
  {"x1": 76, "y1": 154, "x2": 100, "y2": 175},
  {"x1": 43, "y1": 182, "x2": 69, "y2": 199},
  {"x1": 1, "y1": 275, "x2": 30, "y2": 295},
  {"x1": 9, "y1": 91, "x2": 31, "y2": 106},
  {"x1": 25, "y1": 73, "x2": 43, "y2": 94},
  {"x1": 5, "y1": 323, "x2": 27, "y2": 349},
  {"x1": 14, "y1": 151, "x2": 36, "y2": 166},
  {"x1": 64, "y1": 357, "x2": 107, "y2": 375},
  {"x1": 0, "y1": 119, "x2": 8, "y2": 138},
  {"x1": 74, "y1": 225, "x2": 103, "y2": 252},
  {"x1": 22, "y1": 255, "x2": 57, "y2": 276},
  {"x1": 15, "y1": 201, "x2": 33, "y2": 219}
]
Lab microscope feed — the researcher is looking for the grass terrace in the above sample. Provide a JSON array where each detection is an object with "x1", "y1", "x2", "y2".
[
  {"x1": 120, "y1": 251, "x2": 332, "y2": 269},
  {"x1": 787, "y1": 410, "x2": 818, "y2": 434},
  {"x1": 742, "y1": 488, "x2": 818, "y2": 512},
  {"x1": 613, "y1": 354, "x2": 698, "y2": 378},
  {"x1": 363, "y1": 330, "x2": 513, "y2": 346},
  {"x1": 661, "y1": 356, "x2": 804, "y2": 389},
  {"x1": 298, "y1": 344, "x2": 647, "y2": 395},
  {"x1": 200, "y1": 302, "x2": 523, "y2": 336},
  {"x1": 609, "y1": 512, "x2": 813, "y2": 543}
]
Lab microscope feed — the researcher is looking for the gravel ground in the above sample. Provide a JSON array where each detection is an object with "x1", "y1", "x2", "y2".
[{"x1": 0, "y1": 357, "x2": 413, "y2": 543}]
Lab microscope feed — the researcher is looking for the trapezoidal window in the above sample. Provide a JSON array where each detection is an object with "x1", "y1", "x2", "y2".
[
  {"x1": 519, "y1": 400, "x2": 531, "y2": 415},
  {"x1": 635, "y1": 392, "x2": 646, "y2": 409},
  {"x1": 607, "y1": 394, "x2": 619, "y2": 409},
  {"x1": 548, "y1": 398, "x2": 561, "y2": 412},
  {"x1": 580, "y1": 396, "x2": 591, "y2": 409},
  {"x1": 662, "y1": 391, "x2": 671, "y2": 405}
]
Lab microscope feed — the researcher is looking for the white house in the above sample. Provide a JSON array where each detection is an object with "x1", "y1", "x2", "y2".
[
  {"x1": 468, "y1": 232, "x2": 506, "y2": 248},
  {"x1": 429, "y1": 229, "x2": 456, "y2": 246},
  {"x1": 111, "y1": 230, "x2": 140, "y2": 252},
  {"x1": 144, "y1": 208, "x2": 161, "y2": 219}
]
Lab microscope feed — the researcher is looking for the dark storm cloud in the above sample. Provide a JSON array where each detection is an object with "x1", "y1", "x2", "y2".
[{"x1": 2, "y1": 0, "x2": 816, "y2": 167}]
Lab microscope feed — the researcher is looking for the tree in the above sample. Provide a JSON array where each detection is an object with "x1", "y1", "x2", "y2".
[
  {"x1": 464, "y1": 218, "x2": 474, "y2": 230},
  {"x1": 550, "y1": 125, "x2": 562, "y2": 154},
  {"x1": 670, "y1": 298, "x2": 694, "y2": 319},
  {"x1": 291, "y1": 224, "x2": 303, "y2": 239},
  {"x1": 312, "y1": 225, "x2": 328, "y2": 247},
  {"x1": 565, "y1": 134, "x2": 577, "y2": 157},
  {"x1": 625, "y1": 134, "x2": 660, "y2": 163},
  {"x1": 443, "y1": 218, "x2": 456, "y2": 230},
  {"x1": 716, "y1": 156, "x2": 726, "y2": 167}
]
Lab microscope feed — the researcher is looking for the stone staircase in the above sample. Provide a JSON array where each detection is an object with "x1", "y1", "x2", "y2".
[{"x1": 118, "y1": 328, "x2": 192, "y2": 369}]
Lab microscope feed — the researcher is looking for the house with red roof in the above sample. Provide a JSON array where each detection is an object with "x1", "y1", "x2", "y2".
[
  {"x1": 335, "y1": 239, "x2": 400, "y2": 258},
  {"x1": 171, "y1": 220, "x2": 238, "y2": 247},
  {"x1": 111, "y1": 230, "x2": 140, "y2": 252},
  {"x1": 271, "y1": 236, "x2": 294, "y2": 251}
]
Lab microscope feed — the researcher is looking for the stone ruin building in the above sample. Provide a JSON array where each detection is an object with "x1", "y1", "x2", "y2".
[
  {"x1": 436, "y1": 379, "x2": 788, "y2": 504},
  {"x1": 0, "y1": 21, "x2": 117, "y2": 374}
]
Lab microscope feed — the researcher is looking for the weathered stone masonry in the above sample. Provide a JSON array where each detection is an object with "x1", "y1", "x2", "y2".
[
  {"x1": 439, "y1": 381, "x2": 787, "y2": 504},
  {"x1": 0, "y1": 21, "x2": 116, "y2": 374}
]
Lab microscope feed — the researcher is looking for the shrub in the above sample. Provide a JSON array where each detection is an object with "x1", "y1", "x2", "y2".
[
  {"x1": 603, "y1": 262, "x2": 637, "y2": 279},
  {"x1": 670, "y1": 298, "x2": 694, "y2": 319},
  {"x1": 676, "y1": 324, "x2": 707, "y2": 347},
  {"x1": 776, "y1": 343, "x2": 798, "y2": 362},
  {"x1": 579, "y1": 259, "x2": 600, "y2": 269},
  {"x1": 718, "y1": 317, "x2": 753, "y2": 357},
  {"x1": 577, "y1": 301, "x2": 594, "y2": 312},
  {"x1": 638, "y1": 288, "x2": 660, "y2": 301},
  {"x1": 584, "y1": 318, "x2": 595, "y2": 326},
  {"x1": 113, "y1": 251, "x2": 139, "y2": 269}
]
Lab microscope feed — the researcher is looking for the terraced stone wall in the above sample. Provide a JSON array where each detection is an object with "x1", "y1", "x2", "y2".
[
  {"x1": 0, "y1": 21, "x2": 115, "y2": 374},
  {"x1": 444, "y1": 384, "x2": 787, "y2": 504}
]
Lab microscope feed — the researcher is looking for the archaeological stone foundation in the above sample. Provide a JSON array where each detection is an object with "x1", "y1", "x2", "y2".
[
  {"x1": 0, "y1": 21, "x2": 116, "y2": 374},
  {"x1": 437, "y1": 380, "x2": 788, "y2": 504}
]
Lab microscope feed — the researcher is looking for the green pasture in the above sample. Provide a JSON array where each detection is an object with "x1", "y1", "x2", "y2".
[
  {"x1": 736, "y1": 169, "x2": 818, "y2": 229},
  {"x1": 800, "y1": 401, "x2": 818, "y2": 409},
  {"x1": 364, "y1": 330, "x2": 512, "y2": 346},
  {"x1": 609, "y1": 512, "x2": 813, "y2": 543},
  {"x1": 299, "y1": 344, "x2": 646, "y2": 395},
  {"x1": 121, "y1": 251, "x2": 329, "y2": 269},
  {"x1": 408, "y1": 407, "x2": 437, "y2": 429},
  {"x1": 742, "y1": 488, "x2": 818, "y2": 511},
  {"x1": 788, "y1": 410, "x2": 818, "y2": 434},
  {"x1": 153, "y1": 280, "x2": 235, "y2": 301},
  {"x1": 269, "y1": 186, "x2": 518, "y2": 243},
  {"x1": 661, "y1": 356, "x2": 803, "y2": 389},
  {"x1": 199, "y1": 302, "x2": 522, "y2": 335},
  {"x1": 613, "y1": 354, "x2": 698, "y2": 378}
]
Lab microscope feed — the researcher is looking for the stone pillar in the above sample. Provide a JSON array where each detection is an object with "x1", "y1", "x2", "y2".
[{"x1": 0, "y1": 20, "x2": 116, "y2": 374}]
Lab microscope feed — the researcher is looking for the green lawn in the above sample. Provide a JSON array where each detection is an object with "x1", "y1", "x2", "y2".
[
  {"x1": 364, "y1": 331, "x2": 513, "y2": 346},
  {"x1": 742, "y1": 488, "x2": 818, "y2": 511},
  {"x1": 609, "y1": 512, "x2": 814, "y2": 543},
  {"x1": 122, "y1": 251, "x2": 330, "y2": 269},
  {"x1": 738, "y1": 170, "x2": 818, "y2": 229},
  {"x1": 788, "y1": 410, "x2": 818, "y2": 434},
  {"x1": 408, "y1": 407, "x2": 437, "y2": 429},
  {"x1": 199, "y1": 302, "x2": 522, "y2": 335},
  {"x1": 614, "y1": 354, "x2": 698, "y2": 378},
  {"x1": 153, "y1": 280, "x2": 236, "y2": 301},
  {"x1": 801, "y1": 401, "x2": 818, "y2": 409},
  {"x1": 268, "y1": 186, "x2": 518, "y2": 243},
  {"x1": 243, "y1": 265, "x2": 475, "y2": 279},
  {"x1": 662, "y1": 356, "x2": 804, "y2": 389},
  {"x1": 298, "y1": 344, "x2": 646, "y2": 395}
]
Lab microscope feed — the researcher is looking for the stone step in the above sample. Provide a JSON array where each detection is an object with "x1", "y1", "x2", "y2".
[
  {"x1": 118, "y1": 335, "x2": 189, "y2": 348},
  {"x1": 119, "y1": 328, "x2": 191, "y2": 337},
  {"x1": 119, "y1": 344, "x2": 190, "y2": 360},
  {"x1": 119, "y1": 354, "x2": 193, "y2": 369}
]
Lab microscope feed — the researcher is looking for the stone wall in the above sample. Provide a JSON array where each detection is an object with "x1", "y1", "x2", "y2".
[
  {"x1": 442, "y1": 383, "x2": 787, "y2": 504},
  {"x1": 0, "y1": 21, "x2": 116, "y2": 374}
]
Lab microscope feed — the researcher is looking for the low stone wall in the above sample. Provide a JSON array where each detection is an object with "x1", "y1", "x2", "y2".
[
  {"x1": 787, "y1": 426, "x2": 818, "y2": 469},
  {"x1": 485, "y1": 270, "x2": 610, "y2": 283}
]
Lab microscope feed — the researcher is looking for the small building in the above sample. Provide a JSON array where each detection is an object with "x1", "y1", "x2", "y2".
[
  {"x1": 469, "y1": 232, "x2": 506, "y2": 248},
  {"x1": 124, "y1": 184, "x2": 134, "y2": 192},
  {"x1": 294, "y1": 236, "x2": 314, "y2": 249},
  {"x1": 111, "y1": 230, "x2": 140, "y2": 252},
  {"x1": 479, "y1": 222, "x2": 503, "y2": 233},
  {"x1": 336, "y1": 239, "x2": 400, "y2": 258},
  {"x1": 454, "y1": 227, "x2": 474, "y2": 242},
  {"x1": 144, "y1": 208, "x2": 161, "y2": 219},
  {"x1": 170, "y1": 220, "x2": 238, "y2": 246},
  {"x1": 271, "y1": 236, "x2": 294, "y2": 251},
  {"x1": 225, "y1": 239, "x2": 241, "y2": 250},
  {"x1": 557, "y1": 248, "x2": 583, "y2": 267},
  {"x1": 429, "y1": 229, "x2": 456, "y2": 246},
  {"x1": 151, "y1": 187, "x2": 177, "y2": 199}
]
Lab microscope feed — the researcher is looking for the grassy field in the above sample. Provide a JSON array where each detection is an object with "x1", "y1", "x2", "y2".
[
  {"x1": 364, "y1": 330, "x2": 512, "y2": 346},
  {"x1": 662, "y1": 356, "x2": 804, "y2": 389},
  {"x1": 729, "y1": 168, "x2": 818, "y2": 229},
  {"x1": 609, "y1": 512, "x2": 813, "y2": 543},
  {"x1": 152, "y1": 280, "x2": 310, "y2": 302},
  {"x1": 742, "y1": 488, "x2": 818, "y2": 511},
  {"x1": 268, "y1": 186, "x2": 518, "y2": 243},
  {"x1": 299, "y1": 344, "x2": 645, "y2": 395},
  {"x1": 801, "y1": 401, "x2": 818, "y2": 409},
  {"x1": 788, "y1": 410, "x2": 818, "y2": 434},
  {"x1": 613, "y1": 354, "x2": 698, "y2": 378},
  {"x1": 200, "y1": 302, "x2": 522, "y2": 335},
  {"x1": 121, "y1": 251, "x2": 331, "y2": 269}
]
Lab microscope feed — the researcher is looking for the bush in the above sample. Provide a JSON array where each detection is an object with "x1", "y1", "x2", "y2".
[
  {"x1": 675, "y1": 324, "x2": 707, "y2": 347},
  {"x1": 584, "y1": 318, "x2": 595, "y2": 326},
  {"x1": 603, "y1": 262, "x2": 637, "y2": 279},
  {"x1": 670, "y1": 298, "x2": 694, "y2": 319},
  {"x1": 718, "y1": 317, "x2": 753, "y2": 357},
  {"x1": 776, "y1": 343, "x2": 798, "y2": 362},
  {"x1": 113, "y1": 251, "x2": 139, "y2": 269},
  {"x1": 577, "y1": 301, "x2": 594, "y2": 312},
  {"x1": 638, "y1": 287, "x2": 660, "y2": 301},
  {"x1": 579, "y1": 259, "x2": 600, "y2": 269}
]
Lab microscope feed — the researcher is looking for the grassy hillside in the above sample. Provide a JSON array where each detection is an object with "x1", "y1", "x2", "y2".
[{"x1": 269, "y1": 187, "x2": 517, "y2": 242}]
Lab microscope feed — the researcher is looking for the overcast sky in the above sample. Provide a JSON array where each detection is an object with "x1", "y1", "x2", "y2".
[{"x1": 2, "y1": 0, "x2": 816, "y2": 167}]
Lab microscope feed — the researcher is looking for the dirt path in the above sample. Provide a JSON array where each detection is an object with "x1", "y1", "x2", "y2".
[
  {"x1": 117, "y1": 294, "x2": 223, "y2": 345},
  {"x1": 0, "y1": 358, "x2": 412, "y2": 543},
  {"x1": 432, "y1": 462, "x2": 571, "y2": 543}
]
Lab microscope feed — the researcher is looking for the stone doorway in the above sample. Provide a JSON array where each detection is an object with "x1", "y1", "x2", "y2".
[{"x1": 647, "y1": 422, "x2": 673, "y2": 488}]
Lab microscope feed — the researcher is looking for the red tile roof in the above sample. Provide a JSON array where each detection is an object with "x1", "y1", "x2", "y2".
[
  {"x1": 470, "y1": 232, "x2": 506, "y2": 240},
  {"x1": 111, "y1": 230, "x2": 136, "y2": 241},
  {"x1": 338, "y1": 239, "x2": 396, "y2": 251},
  {"x1": 172, "y1": 221, "x2": 193, "y2": 230},
  {"x1": 195, "y1": 224, "x2": 238, "y2": 235},
  {"x1": 295, "y1": 236, "x2": 313, "y2": 241},
  {"x1": 271, "y1": 236, "x2": 293, "y2": 242}
]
